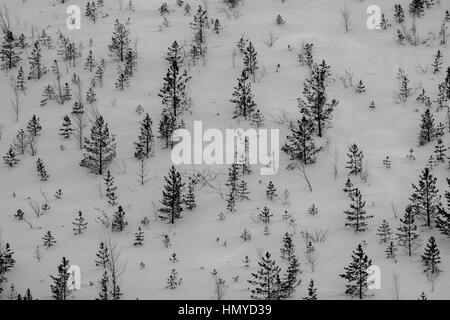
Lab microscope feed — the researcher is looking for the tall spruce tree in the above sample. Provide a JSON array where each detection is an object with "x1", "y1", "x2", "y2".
[
  {"x1": 190, "y1": 5, "x2": 208, "y2": 60},
  {"x1": 396, "y1": 205, "x2": 419, "y2": 256},
  {"x1": 419, "y1": 109, "x2": 435, "y2": 145},
  {"x1": 248, "y1": 252, "x2": 282, "y2": 300},
  {"x1": 282, "y1": 254, "x2": 300, "y2": 298},
  {"x1": 436, "y1": 178, "x2": 450, "y2": 237},
  {"x1": 344, "y1": 188, "x2": 373, "y2": 232},
  {"x1": 158, "y1": 110, "x2": 184, "y2": 149},
  {"x1": 243, "y1": 41, "x2": 258, "y2": 81},
  {"x1": 230, "y1": 70, "x2": 256, "y2": 120},
  {"x1": 1, "y1": 31, "x2": 21, "y2": 70},
  {"x1": 421, "y1": 236, "x2": 441, "y2": 285},
  {"x1": 159, "y1": 166, "x2": 184, "y2": 224},
  {"x1": 80, "y1": 116, "x2": 116, "y2": 175},
  {"x1": 282, "y1": 116, "x2": 318, "y2": 165},
  {"x1": 298, "y1": 60, "x2": 338, "y2": 137},
  {"x1": 159, "y1": 59, "x2": 191, "y2": 119},
  {"x1": 50, "y1": 257, "x2": 71, "y2": 300},
  {"x1": 409, "y1": 167, "x2": 440, "y2": 227},
  {"x1": 346, "y1": 143, "x2": 363, "y2": 175},
  {"x1": 108, "y1": 19, "x2": 130, "y2": 62},
  {"x1": 28, "y1": 41, "x2": 47, "y2": 80},
  {"x1": 134, "y1": 113, "x2": 154, "y2": 159},
  {"x1": 339, "y1": 244, "x2": 372, "y2": 299}
]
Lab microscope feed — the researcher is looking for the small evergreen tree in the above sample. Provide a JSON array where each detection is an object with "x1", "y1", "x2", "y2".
[
  {"x1": 95, "y1": 66, "x2": 104, "y2": 87},
  {"x1": 95, "y1": 241, "x2": 110, "y2": 268},
  {"x1": 134, "y1": 113, "x2": 154, "y2": 159},
  {"x1": 98, "y1": 271, "x2": 109, "y2": 300},
  {"x1": 282, "y1": 116, "x2": 318, "y2": 165},
  {"x1": 436, "y1": 178, "x2": 450, "y2": 237},
  {"x1": 27, "y1": 114, "x2": 42, "y2": 137},
  {"x1": 259, "y1": 206, "x2": 273, "y2": 224},
  {"x1": 111, "y1": 205, "x2": 127, "y2": 232},
  {"x1": 385, "y1": 241, "x2": 398, "y2": 261},
  {"x1": 266, "y1": 181, "x2": 277, "y2": 200},
  {"x1": 298, "y1": 60, "x2": 337, "y2": 137},
  {"x1": 165, "y1": 40, "x2": 184, "y2": 66},
  {"x1": 60, "y1": 115, "x2": 73, "y2": 139},
  {"x1": 419, "y1": 109, "x2": 435, "y2": 145},
  {"x1": 85, "y1": 50, "x2": 96, "y2": 72},
  {"x1": 237, "y1": 180, "x2": 250, "y2": 201},
  {"x1": 355, "y1": 80, "x2": 366, "y2": 93},
  {"x1": 81, "y1": 116, "x2": 116, "y2": 175},
  {"x1": 409, "y1": 0, "x2": 425, "y2": 18},
  {"x1": 86, "y1": 87, "x2": 97, "y2": 104},
  {"x1": 243, "y1": 41, "x2": 258, "y2": 81},
  {"x1": 42, "y1": 231, "x2": 56, "y2": 248},
  {"x1": 248, "y1": 252, "x2": 282, "y2": 300},
  {"x1": 421, "y1": 236, "x2": 441, "y2": 286},
  {"x1": 16, "y1": 67, "x2": 26, "y2": 93},
  {"x1": 434, "y1": 138, "x2": 447, "y2": 162},
  {"x1": 1, "y1": 30, "x2": 22, "y2": 70},
  {"x1": 303, "y1": 279, "x2": 318, "y2": 300},
  {"x1": 225, "y1": 163, "x2": 240, "y2": 212},
  {"x1": 377, "y1": 219, "x2": 391, "y2": 243},
  {"x1": 250, "y1": 108, "x2": 265, "y2": 128},
  {"x1": 344, "y1": 188, "x2": 372, "y2": 232},
  {"x1": 346, "y1": 143, "x2": 364, "y2": 175},
  {"x1": 230, "y1": 70, "x2": 256, "y2": 120},
  {"x1": 339, "y1": 244, "x2": 372, "y2": 299},
  {"x1": 50, "y1": 257, "x2": 71, "y2": 300},
  {"x1": 36, "y1": 158, "x2": 49, "y2": 181},
  {"x1": 159, "y1": 60, "x2": 191, "y2": 118},
  {"x1": 159, "y1": 166, "x2": 184, "y2": 224},
  {"x1": 115, "y1": 67, "x2": 129, "y2": 90},
  {"x1": 72, "y1": 211, "x2": 88, "y2": 235},
  {"x1": 396, "y1": 205, "x2": 419, "y2": 256},
  {"x1": 432, "y1": 50, "x2": 443, "y2": 74},
  {"x1": 28, "y1": 41, "x2": 47, "y2": 80},
  {"x1": 280, "y1": 232, "x2": 294, "y2": 261},
  {"x1": 104, "y1": 170, "x2": 118, "y2": 206},
  {"x1": 134, "y1": 227, "x2": 144, "y2": 246},
  {"x1": 409, "y1": 167, "x2": 440, "y2": 227},
  {"x1": 108, "y1": 19, "x2": 130, "y2": 62},
  {"x1": 282, "y1": 254, "x2": 300, "y2": 298},
  {"x1": 3, "y1": 146, "x2": 19, "y2": 167},
  {"x1": 165, "y1": 269, "x2": 182, "y2": 289},
  {"x1": 343, "y1": 178, "x2": 355, "y2": 197},
  {"x1": 184, "y1": 178, "x2": 196, "y2": 210}
]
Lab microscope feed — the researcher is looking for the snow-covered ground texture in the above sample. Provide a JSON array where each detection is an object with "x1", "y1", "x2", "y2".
[{"x1": 0, "y1": 0, "x2": 450, "y2": 300}]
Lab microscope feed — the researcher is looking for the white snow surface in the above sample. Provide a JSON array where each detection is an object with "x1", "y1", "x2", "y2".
[{"x1": 0, "y1": 0, "x2": 449, "y2": 299}]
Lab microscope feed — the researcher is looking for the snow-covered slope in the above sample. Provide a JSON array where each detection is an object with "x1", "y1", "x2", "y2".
[{"x1": 0, "y1": 0, "x2": 449, "y2": 299}]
